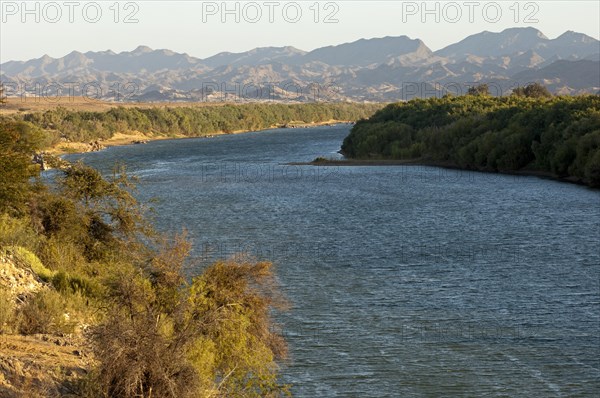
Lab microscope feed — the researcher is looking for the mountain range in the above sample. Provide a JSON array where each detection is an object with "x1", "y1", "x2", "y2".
[{"x1": 1, "y1": 27, "x2": 599, "y2": 102}]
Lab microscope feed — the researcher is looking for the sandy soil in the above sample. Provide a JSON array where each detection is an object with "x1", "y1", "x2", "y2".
[{"x1": 0, "y1": 334, "x2": 90, "y2": 397}]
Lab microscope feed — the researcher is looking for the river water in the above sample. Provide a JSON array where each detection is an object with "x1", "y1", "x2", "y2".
[{"x1": 70, "y1": 125, "x2": 600, "y2": 397}]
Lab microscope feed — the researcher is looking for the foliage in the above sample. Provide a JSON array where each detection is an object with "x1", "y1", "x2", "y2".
[
  {"x1": 187, "y1": 260, "x2": 288, "y2": 397},
  {"x1": 342, "y1": 95, "x2": 600, "y2": 187},
  {"x1": 512, "y1": 83, "x2": 553, "y2": 98},
  {"x1": 0, "y1": 121, "x2": 45, "y2": 215},
  {"x1": 467, "y1": 84, "x2": 490, "y2": 96},
  {"x1": 51, "y1": 270, "x2": 100, "y2": 298},
  {"x1": 91, "y1": 238, "x2": 289, "y2": 398},
  {"x1": 4, "y1": 245, "x2": 55, "y2": 282},
  {"x1": 0, "y1": 213, "x2": 40, "y2": 249},
  {"x1": 61, "y1": 162, "x2": 147, "y2": 234},
  {"x1": 2, "y1": 103, "x2": 383, "y2": 146},
  {"x1": 18, "y1": 289, "x2": 74, "y2": 335}
]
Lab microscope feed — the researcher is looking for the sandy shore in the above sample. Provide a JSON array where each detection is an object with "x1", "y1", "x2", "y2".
[{"x1": 46, "y1": 131, "x2": 184, "y2": 155}]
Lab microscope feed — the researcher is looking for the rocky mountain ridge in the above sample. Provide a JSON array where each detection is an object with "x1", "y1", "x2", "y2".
[{"x1": 2, "y1": 28, "x2": 598, "y2": 101}]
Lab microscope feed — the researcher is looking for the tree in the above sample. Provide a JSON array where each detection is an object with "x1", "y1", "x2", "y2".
[
  {"x1": 186, "y1": 259, "x2": 288, "y2": 397},
  {"x1": 342, "y1": 95, "x2": 600, "y2": 186},
  {"x1": 467, "y1": 84, "x2": 490, "y2": 96},
  {"x1": 0, "y1": 121, "x2": 44, "y2": 215},
  {"x1": 513, "y1": 83, "x2": 552, "y2": 98},
  {"x1": 56, "y1": 162, "x2": 149, "y2": 260}
]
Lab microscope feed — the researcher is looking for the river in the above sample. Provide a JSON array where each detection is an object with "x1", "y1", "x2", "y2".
[{"x1": 69, "y1": 125, "x2": 600, "y2": 397}]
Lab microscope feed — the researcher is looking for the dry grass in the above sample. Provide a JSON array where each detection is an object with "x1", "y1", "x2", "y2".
[{"x1": 0, "y1": 97, "x2": 232, "y2": 115}]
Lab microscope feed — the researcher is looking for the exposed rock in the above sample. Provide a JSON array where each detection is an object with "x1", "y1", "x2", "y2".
[
  {"x1": 88, "y1": 140, "x2": 105, "y2": 152},
  {"x1": 32, "y1": 153, "x2": 48, "y2": 171},
  {"x1": 0, "y1": 252, "x2": 46, "y2": 303},
  {"x1": 32, "y1": 152, "x2": 69, "y2": 171},
  {"x1": 0, "y1": 253, "x2": 91, "y2": 397}
]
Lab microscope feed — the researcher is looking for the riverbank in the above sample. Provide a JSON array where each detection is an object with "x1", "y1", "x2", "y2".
[
  {"x1": 289, "y1": 157, "x2": 591, "y2": 188},
  {"x1": 2, "y1": 117, "x2": 293, "y2": 396},
  {"x1": 47, "y1": 120, "x2": 354, "y2": 155},
  {"x1": 1, "y1": 101, "x2": 382, "y2": 157},
  {"x1": 46, "y1": 131, "x2": 186, "y2": 155}
]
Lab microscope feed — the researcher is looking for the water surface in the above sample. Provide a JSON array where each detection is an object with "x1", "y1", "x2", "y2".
[{"x1": 70, "y1": 125, "x2": 600, "y2": 397}]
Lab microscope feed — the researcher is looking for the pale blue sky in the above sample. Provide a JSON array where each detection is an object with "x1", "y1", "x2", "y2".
[{"x1": 1, "y1": 1, "x2": 599, "y2": 62}]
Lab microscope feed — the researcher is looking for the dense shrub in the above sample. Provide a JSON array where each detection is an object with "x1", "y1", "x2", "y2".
[
  {"x1": 91, "y1": 239, "x2": 289, "y2": 397},
  {"x1": 0, "y1": 121, "x2": 45, "y2": 215},
  {"x1": 2, "y1": 103, "x2": 383, "y2": 145},
  {"x1": 342, "y1": 95, "x2": 600, "y2": 187},
  {"x1": 18, "y1": 289, "x2": 74, "y2": 335}
]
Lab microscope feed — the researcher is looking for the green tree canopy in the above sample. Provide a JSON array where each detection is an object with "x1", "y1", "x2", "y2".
[
  {"x1": 0, "y1": 121, "x2": 44, "y2": 215},
  {"x1": 342, "y1": 95, "x2": 600, "y2": 187},
  {"x1": 513, "y1": 83, "x2": 552, "y2": 98},
  {"x1": 467, "y1": 84, "x2": 490, "y2": 96}
]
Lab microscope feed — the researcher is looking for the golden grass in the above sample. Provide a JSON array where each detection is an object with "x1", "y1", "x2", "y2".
[{"x1": 0, "y1": 97, "x2": 233, "y2": 115}]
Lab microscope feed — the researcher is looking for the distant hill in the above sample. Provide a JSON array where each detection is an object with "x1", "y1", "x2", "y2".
[
  {"x1": 435, "y1": 27, "x2": 550, "y2": 59},
  {"x1": 1, "y1": 46, "x2": 207, "y2": 76},
  {"x1": 299, "y1": 36, "x2": 432, "y2": 67},
  {"x1": 202, "y1": 46, "x2": 306, "y2": 68},
  {"x1": 2, "y1": 28, "x2": 598, "y2": 102},
  {"x1": 512, "y1": 59, "x2": 600, "y2": 91},
  {"x1": 435, "y1": 28, "x2": 597, "y2": 61}
]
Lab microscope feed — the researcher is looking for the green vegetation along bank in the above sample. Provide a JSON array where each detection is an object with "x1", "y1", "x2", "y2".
[
  {"x1": 341, "y1": 95, "x2": 600, "y2": 187},
  {"x1": 1, "y1": 102, "x2": 383, "y2": 149},
  {"x1": 0, "y1": 119, "x2": 292, "y2": 397}
]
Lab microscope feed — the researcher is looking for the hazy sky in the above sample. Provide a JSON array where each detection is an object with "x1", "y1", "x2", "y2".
[{"x1": 1, "y1": 0, "x2": 599, "y2": 62}]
